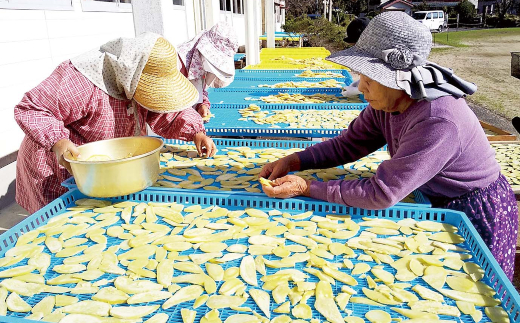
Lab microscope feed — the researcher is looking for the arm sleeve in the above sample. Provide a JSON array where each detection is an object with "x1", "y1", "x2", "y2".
[
  {"x1": 14, "y1": 62, "x2": 92, "y2": 150},
  {"x1": 146, "y1": 107, "x2": 206, "y2": 142},
  {"x1": 296, "y1": 106, "x2": 386, "y2": 170},
  {"x1": 309, "y1": 117, "x2": 461, "y2": 210},
  {"x1": 195, "y1": 87, "x2": 211, "y2": 111}
]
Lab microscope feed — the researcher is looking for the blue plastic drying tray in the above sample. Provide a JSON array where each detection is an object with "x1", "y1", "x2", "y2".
[
  {"x1": 204, "y1": 103, "x2": 366, "y2": 138},
  {"x1": 209, "y1": 86, "x2": 345, "y2": 94},
  {"x1": 224, "y1": 78, "x2": 350, "y2": 89},
  {"x1": 0, "y1": 188, "x2": 518, "y2": 323},
  {"x1": 61, "y1": 138, "x2": 431, "y2": 207},
  {"x1": 234, "y1": 69, "x2": 351, "y2": 79},
  {"x1": 234, "y1": 53, "x2": 246, "y2": 61},
  {"x1": 207, "y1": 88, "x2": 367, "y2": 106}
]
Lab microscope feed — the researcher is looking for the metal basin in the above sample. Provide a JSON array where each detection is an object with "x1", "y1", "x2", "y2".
[{"x1": 64, "y1": 136, "x2": 163, "y2": 197}]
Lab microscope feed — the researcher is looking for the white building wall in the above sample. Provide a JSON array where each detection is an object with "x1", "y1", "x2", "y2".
[{"x1": 164, "y1": 4, "x2": 190, "y2": 46}]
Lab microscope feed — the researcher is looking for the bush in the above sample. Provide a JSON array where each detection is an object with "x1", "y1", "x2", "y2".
[
  {"x1": 283, "y1": 16, "x2": 349, "y2": 52},
  {"x1": 485, "y1": 15, "x2": 520, "y2": 27}
]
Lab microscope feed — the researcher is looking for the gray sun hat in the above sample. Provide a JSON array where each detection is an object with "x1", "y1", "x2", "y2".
[{"x1": 327, "y1": 12, "x2": 477, "y2": 101}]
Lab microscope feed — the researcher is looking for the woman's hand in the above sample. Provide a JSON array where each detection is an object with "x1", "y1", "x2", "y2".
[
  {"x1": 196, "y1": 104, "x2": 210, "y2": 118},
  {"x1": 259, "y1": 153, "x2": 301, "y2": 180},
  {"x1": 194, "y1": 132, "x2": 216, "y2": 158},
  {"x1": 261, "y1": 175, "x2": 311, "y2": 199},
  {"x1": 52, "y1": 138, "x2": 80, "y2": 174}
]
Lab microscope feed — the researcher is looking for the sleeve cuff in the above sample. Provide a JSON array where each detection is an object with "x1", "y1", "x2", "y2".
[
  {"x1": 309, "y1": 180, "x2": 329, "y2": 202},
  {"x1": 46, "y1": 131, "x2": 70, "y2": 151},
  {"x1": 296, "y1": 150, "x2": 315, "y2": 171}
]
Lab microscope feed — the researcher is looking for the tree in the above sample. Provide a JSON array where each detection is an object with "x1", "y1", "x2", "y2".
[
  {"x1": 285, "y1": 0, "x2": 321, "y2": 17},
  {"x1": 454, "y1": 0, "x2": 475, "y2": 23},
  {"x1": 335, "y1": 0, "x2": 365, "y2": 15},
  {"x1": 495, "y1": 0, "x2": 515, "y2": 23},
  {"x1": 415, "y1": 0, "x2": 430, "y2": 11}
]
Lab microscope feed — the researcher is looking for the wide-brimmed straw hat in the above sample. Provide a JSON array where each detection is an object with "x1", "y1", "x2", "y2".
[
  {"x1": 329, "y1": 12, "x2": 431, "y2": 90},
  {"x1": 134, "y1": 37, "x2": 199, "y2": 113},
  {"x1": 327, "y1": 12, "x2": 476, "y2": 101}
]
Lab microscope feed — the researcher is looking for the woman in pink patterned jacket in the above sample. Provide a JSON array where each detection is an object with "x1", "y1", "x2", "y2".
[{"x1": 14, "y1": 33, "x2": 216, "y2": 213}]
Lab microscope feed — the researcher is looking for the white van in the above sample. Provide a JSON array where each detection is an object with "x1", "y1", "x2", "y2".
[{"x1": 413, "y1": 10, "x2": 447, "y2": 31}]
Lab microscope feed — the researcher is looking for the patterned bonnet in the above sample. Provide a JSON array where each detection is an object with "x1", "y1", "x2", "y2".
[
  {"x1": 177, "y1": 21, "x2": 239, "y2": 86},
  {"x1": 327, "y1": 12, "x2": 477, "y2": 101}
]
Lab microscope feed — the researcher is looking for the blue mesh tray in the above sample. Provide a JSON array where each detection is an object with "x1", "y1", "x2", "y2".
[
  {"x1": 61, "y1": 138, "x2": 431, "y2": 207},
  {"x1": 234, "y1": 75, "x2": 350, "y2": 82},
  {"x1": 235, "y1": 69, "x2": 351, "y2": 79},
  {"x1": 208, "y1": 88, "x2": 367, "y2": 106},
  {"x1": 234, "y1": 53, "x2": 245, "y2": 61},
  {"x1": 0, "y1": 188, "x2": 518, "y2": 323},
  {"x1": 205, "y1": 104, "x2": 365, "y2": 138},
  {"x1": 209, "y1": 87, "x2": 344, "y2": 94},
  {"x1": 224, "y1": 78, "x2": 350, "y2": 88}
]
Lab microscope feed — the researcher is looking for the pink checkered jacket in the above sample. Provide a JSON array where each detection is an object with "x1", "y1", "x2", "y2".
[{"x1": 15, "y1": 61, "x2": 205, "y2": 213}]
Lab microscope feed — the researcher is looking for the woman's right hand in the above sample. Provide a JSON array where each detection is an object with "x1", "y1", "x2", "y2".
[
  {"x1": 259, "y1": 153, "x2": 301, "y2": 180},
  {"x1": 52, "y1": 138, "x2": 80, "y2": 174},
  {"x1": 194, "y1": 132, "x2": 217, "y2": 158}
]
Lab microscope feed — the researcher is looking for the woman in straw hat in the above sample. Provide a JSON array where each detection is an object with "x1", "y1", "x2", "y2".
[
  {"x1": 177, "y1": 21, "x2": 239, "y2": 119},
  {"x1": 14, "y1": 33, "x2": 216, "y2": 213},
  {"x1": 260, "y1": 12, "x2": 518, "y2": 279}
]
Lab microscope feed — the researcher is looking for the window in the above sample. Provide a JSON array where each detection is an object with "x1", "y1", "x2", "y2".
[
  {"x1": 413, "y1": 12, "x2": 427, "y2": 19},
  {"x1": 439, "y1": 12, "x2": 444, "y2": 18},
  {"x1": 233, "y1": 0, "x2": 244, "y2": 14},
  {"x1": 426, "y1": 13, "x2": 432, "y2": 19},
  {"x1": 220, "y1": 0, "x2": 226, "y2": 10},
  {"x1": 0, "y1": 0, "x2": 73, "y2": 10},
  {"x1": 173, "y1": 0, "x2": 184, "y2": 5},
  {"x1": 433, "y1": 12, "x2": 438, "y2": 18},
  {"x1": 81, "y1": 0, "x2": 132, "y2": 12}
]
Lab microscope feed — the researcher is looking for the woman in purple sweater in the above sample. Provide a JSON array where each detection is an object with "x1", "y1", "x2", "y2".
[{"x1": 260, "y1": 12, "x2": 518, "y2": 279}]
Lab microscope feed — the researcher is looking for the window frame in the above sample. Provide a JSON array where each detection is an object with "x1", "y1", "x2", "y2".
[
  {"x1": 233, "y1": 0, "x2": 243, "y2": 14},
  {"x1": 80, "y1": 0, "x2": 132, "y2": 13},
  {"x1": 0, "y1": 0, "x2": 73, "y2": 11}
]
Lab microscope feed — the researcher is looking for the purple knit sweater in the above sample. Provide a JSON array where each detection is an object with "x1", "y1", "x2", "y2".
[{"x1": 297, "y1": 96, "x2": 500, "y2": 210}]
